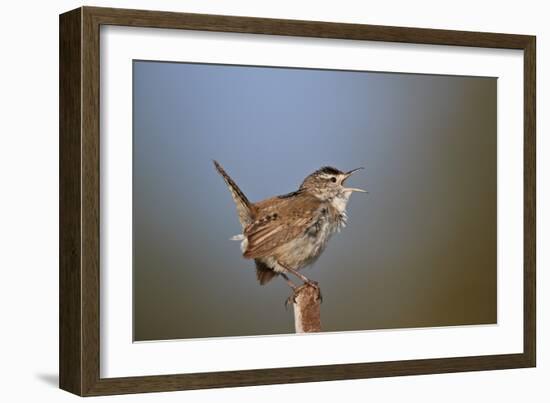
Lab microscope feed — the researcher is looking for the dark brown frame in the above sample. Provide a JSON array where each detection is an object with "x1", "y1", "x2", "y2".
[{"x1": 60, "y1": 6, "x2": 536, "y2": 396}]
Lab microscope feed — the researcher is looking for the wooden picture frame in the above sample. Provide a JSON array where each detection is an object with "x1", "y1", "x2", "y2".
[{"x1": 59, "y1": 6, "x2": 536, "y2": 396}]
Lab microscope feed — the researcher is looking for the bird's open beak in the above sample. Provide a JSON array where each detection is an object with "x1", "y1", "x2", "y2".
[{"x1": 342, "y1": 167, "x2": 367, "y2": 193}]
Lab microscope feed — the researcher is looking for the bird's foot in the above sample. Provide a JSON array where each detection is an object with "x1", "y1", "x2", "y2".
[
  {"x1": 285, "y1": 281, "x2": 322, "y2": 308},
  {"x1": 305, "y1": 280, "x2": 323, "y2": 303},
  {"x1": 285, "y1": 292, "x2": 296, "y2": 309}
]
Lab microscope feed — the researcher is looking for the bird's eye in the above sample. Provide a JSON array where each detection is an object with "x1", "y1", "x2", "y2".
[{"x1": 330, "y1": 177, "x2": 337, "y2": 183}]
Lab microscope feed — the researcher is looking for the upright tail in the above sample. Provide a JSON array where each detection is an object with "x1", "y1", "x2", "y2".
[{"x1": 213, "y1": 160, "x2": 255, "y2": 228}]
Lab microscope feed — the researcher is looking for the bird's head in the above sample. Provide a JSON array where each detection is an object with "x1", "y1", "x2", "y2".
[{"x1": 300, "y1": 166, "x2": 366, "y2": 203}]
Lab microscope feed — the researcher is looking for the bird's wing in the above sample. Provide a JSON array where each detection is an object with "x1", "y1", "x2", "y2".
[{"x1": 243, "y1": 195, "x2": 322, "y2": 259}]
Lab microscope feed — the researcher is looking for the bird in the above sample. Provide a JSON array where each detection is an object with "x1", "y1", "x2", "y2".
[{"x1": 213, "y1": 160, "x2": 366, "y2": 299}]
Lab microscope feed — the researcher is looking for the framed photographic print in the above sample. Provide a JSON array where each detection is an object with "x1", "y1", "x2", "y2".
[{"x1": 59, "y1": 6, "x2": 536, "y2": 396}]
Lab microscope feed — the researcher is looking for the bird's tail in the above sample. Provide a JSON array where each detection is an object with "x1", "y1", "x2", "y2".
[{"x1": 213, "y1": 160, "x2": 254, "y2": 228}]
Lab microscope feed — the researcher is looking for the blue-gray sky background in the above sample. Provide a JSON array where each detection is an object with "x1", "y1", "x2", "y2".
[{"x1": 133, "y1": 61, "x2": 496, "y2": 341}]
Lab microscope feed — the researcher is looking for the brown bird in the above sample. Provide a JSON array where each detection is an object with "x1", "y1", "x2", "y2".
[{"x1": 214, "y1": 161, "x2": 366, "y2": 295}]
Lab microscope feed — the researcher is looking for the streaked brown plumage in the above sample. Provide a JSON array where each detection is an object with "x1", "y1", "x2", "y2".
[{"x1": 214, "y1": 160, "x2": 365, "y2": 288}]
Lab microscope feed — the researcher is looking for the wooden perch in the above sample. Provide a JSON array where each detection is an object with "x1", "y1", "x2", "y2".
[{"x1": 293, "y1": 283, "x2": 321, "y2": 333}]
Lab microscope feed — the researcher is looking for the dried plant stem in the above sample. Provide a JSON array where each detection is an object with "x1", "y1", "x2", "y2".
[{"x1": 293, "y1": 284, "x2": 321, "y2": 333}]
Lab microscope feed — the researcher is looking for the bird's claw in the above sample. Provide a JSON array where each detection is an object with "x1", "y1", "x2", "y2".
[
  {"x1": 285, "y1": 293, "x2": 297, "y2": 309},
  {"x1": 285, "y1": 281, "x2": 322, "y2": 307},
  {"x1": 304, "y1": 280, "x2": 322, "y2": 302}
]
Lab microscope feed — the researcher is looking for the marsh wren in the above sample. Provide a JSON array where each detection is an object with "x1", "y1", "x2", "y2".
[{"x1": 214, "y1": 161, "x2": 366, "y2": 294}]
